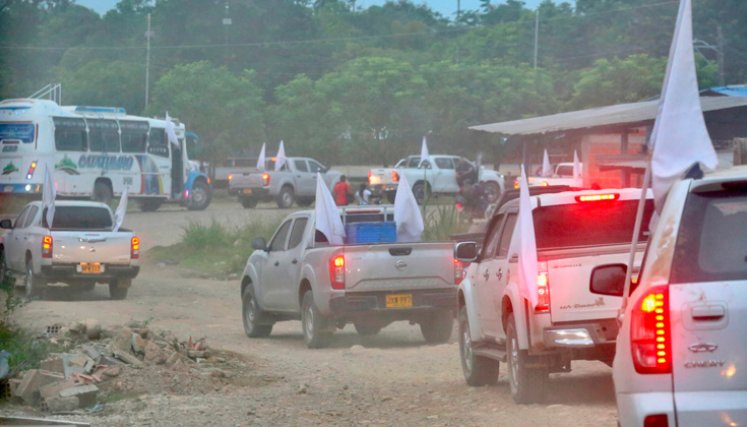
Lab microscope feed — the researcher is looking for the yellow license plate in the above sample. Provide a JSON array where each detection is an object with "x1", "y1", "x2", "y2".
[
  {"x1": 80, "y1": 262, "x2": 101, "y2": 274},
  {"x1": 242, "y1": 188, "x2": 253, "y2": 194},
  {"x1": 386, "y1": 294, "x2": 412, "y2": 308}
]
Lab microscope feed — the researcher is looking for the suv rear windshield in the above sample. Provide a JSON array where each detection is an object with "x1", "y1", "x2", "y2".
[
  {"x1": 534, "y1": 199, "x2": 653, "y2": 249},
  {"x1": 43, "y1": 206, "x2": 113, "y2": 230},
  {"x1": 671, "y1": 188, "x2": 747, "y2": 283}
]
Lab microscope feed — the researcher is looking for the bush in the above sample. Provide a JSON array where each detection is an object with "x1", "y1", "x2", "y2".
[{"x1": 423, "y1": 204, "x2": 470, "y2": 241}]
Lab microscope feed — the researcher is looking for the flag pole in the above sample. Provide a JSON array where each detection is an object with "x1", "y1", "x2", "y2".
[{"x1": 620, "y1": 157, "x2": 651, "y2": 316}]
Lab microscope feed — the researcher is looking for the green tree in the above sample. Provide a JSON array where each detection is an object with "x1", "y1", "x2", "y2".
[{"x1": 54, "y1": 60, "x2": 145, "y2": 114}]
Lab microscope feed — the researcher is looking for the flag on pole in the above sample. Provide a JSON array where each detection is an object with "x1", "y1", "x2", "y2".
[
  {"x1": 650, "y1": 0, "x2": 717, "y2": 211},
  {"x1": 573, "y1": 150, "x2": 581, "y2": 181},
  {"x1": 42, "y1": 162, "x2": 56, "y2": 229},
  {"x1": 256, "y1": 143, "x2": 266, "y2": 170},
  {"x1": 315, "y1": 173, "x2": 345, "y2": 245},
  {"x1": 420, "y1": 136, "x2": 429, "y2": 163},
  {"x1": 275, "y1": 140, "x2": 288, "y2": 171},
  {"x1": 165, "y1": 112, "x2": 179, "y2": 147},
  {"x1": 394, "y1": 174, "x2": 424, "y2": 242},
  {"x1": 113, "y1": 187, "x2": 128, "y2": 232},
  {"x1": 511, "y1": 165, "x2": 539, "y2": 308},
  {"x1": 541, "y1": 149, "x2": 552, "y2": 177}
]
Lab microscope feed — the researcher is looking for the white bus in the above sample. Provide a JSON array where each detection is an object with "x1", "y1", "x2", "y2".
[{"x1": 0, "y1": 98, "x2": 211, "y2": 211}]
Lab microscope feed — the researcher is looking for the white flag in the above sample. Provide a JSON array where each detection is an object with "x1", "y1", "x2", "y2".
[
  {"x1": 113, "y1": 187, "x2": 128, "y2": 232},
  {"x1": 42, "y1": 162, "x2": 56, "y2": 229},
  {"x1": 314, "y1": 173, "x2": 345, "y2": 245},
  {"x1": 511, "y1": 165, "x2": 539, "y2": 308},
  {"x1": 420, "y1": 136, "x2": 429, "y2": 163},
  {"x1": 165, "y1": 112, "x2": 179, "y2": 147},
  {"x1": 573, "y1": 150, "x2": 581, "y2": 180},
  {"x1": 651, "y1": 0, "x2": 717, "y2": 212},
  {"x1": 275, "y1": 140, "x2": 287, "y2": 171},
  {"x1": 393, "y1": 174, "x2": 424, "y2": 242},
  {"x1": 541, "y1": 149, "x2": 552, "y2": 177},
  {"x1": 256, "y1": 143, "x2": 266, "y2": 170}
]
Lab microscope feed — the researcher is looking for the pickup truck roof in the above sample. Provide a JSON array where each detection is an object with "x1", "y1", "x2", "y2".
[
  {"x1": 24, "y1": 200, "x2": 111, "y2": 209},
  {"x1": 499, "y1": 187, "x2": 646, "y2": 211}
]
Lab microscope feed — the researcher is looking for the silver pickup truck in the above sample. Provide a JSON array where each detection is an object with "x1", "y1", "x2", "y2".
[
  {"x1": 228, "y1": 157, "x2": 342, "y2": 208},
  {"x1": 240, "y1": 206, "x2": 458, "y2": 348},
  {"x1": 0, "y1": 201, "x2": 140, "y2": 299}
]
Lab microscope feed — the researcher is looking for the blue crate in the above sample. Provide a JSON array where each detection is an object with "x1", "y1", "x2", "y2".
[{"x1": 345, "y1": 221, "x2": 397, "y2": 244}]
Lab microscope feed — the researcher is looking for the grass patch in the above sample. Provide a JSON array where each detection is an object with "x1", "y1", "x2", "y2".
[
  {"x1": 149, "y1": 218, "x2": 281, "y2": 278},
  {"x1": 423, "y1": 204, "x2": 470, "y2": 241}
]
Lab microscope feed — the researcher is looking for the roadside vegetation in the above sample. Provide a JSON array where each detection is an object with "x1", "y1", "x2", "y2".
[{"x1": 423, "y1": 204, "x2": 470, "y2": 242}]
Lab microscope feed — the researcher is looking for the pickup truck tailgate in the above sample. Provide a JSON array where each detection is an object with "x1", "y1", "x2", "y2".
[
  {"x1": 53, "y1": 231, "x2": 133, "y2": 265},
  {"x1": 230, "y1": 173, "x2": 264, "y2": 189},
  {"x1": 343, "y1": 242, "x2": 454, "y2": 292}
]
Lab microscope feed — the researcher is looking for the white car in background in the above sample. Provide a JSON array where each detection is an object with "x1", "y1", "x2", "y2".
[{"x1": 613, "y1": 166, "x2": 747, "y2": 427}]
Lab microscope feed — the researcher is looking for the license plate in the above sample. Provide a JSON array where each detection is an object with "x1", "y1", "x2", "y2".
[
  {"x1": 386, "y1": 294, "x2": 412, "y2": 308},
  {"x1": 242, "y1": 188, "x2": 253, "y2": 194},
  {"x1": 79, "y1": 262, "x2": 102, "y2": 274}
]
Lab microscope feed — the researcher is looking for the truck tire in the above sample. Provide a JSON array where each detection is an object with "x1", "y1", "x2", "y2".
[
  {"x1": 420, "y1": 310, "x2": 453, "y2": 344},
  {"x1": 239, "y1": 195, "x2": 258, "y2": 209},
  {"x1": 138, "y1": 199, "x2": 164, "y2": 212},
  {"x1": 354, "y1": 322, "x2": 382, "y2": 337},
  {"x1": 301, "y1": 291, "x2": 332, "y2": 348},
  {"x1": 108, "y1": 279, "x2": 130, "y2": 300},
  {"x1": 412, "y1": 181, "x2": 430, "y2": 205},
  {"x1": 459, "y1": 306, "x2": 499, "y2": 386},
  {"x1": 242, "y1": 286, "x2": 273, "y2": 337},
  {"x1": 276, "y1": 186, "x2": 294, "y2": 209},
  {"x1": 506, "y1": 313, "x2": 548, "y2": 403},
  {"x1": 24, "y1": 258, "x2": 46, "y2": 299},
  {"x1": 187, "y1": 180, "x2": 211, "y2": 211},
  {"x1": 92, "y1": 181, "x2": 113, "y2": 205}
]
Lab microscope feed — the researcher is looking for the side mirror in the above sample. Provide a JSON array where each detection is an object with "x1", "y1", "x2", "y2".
[
  {"x1": 0, "y1": 219, "x2": 12, "y2": 229},
  {"x1": 251, "y1": 237, "x2": 268, "y2": 251},
  {"x1": 590, "y1": 264, "x2": 627, "y2": 297},
  {"x1": 454, "y1": 241, "x2": 478, "y2": 262}
]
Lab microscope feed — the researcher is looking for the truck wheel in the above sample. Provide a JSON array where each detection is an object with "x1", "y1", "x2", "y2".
[
  {"x1": 276, "y1": 186, "x2": 294, "y2": 209},
  {"x1": 138, "y1": 199, "x2": 164, "y2": 212},
  {"x1": 420, "y1": 310, "x2": 453, "y2": 344},
  {"x1": 459, "y1": 306, "x2": 499, "y2": 386},
  {"x1": 108, "y1": 279, "x2": 130, "y2": 300},
  {"x1": 242, "y1": 286, "x2": 273, "y2": 338},
  {"x1": 187, "y1": 180, "x2": 211, "y2": 211},
  {"x1": 301, "y1": 291, "x2": 332, "y2": 348},
  {"x1": 239, "y1": 196, "x2": 258, "y2": 209},
  {"x1": 506, "y1": 313, "x2": 548, "y2": 404},
  {"x1": 24, "y1": 258, "x2": 46, "y2": 299},
  {"x1": 412, "y1": 182, "x2": 430, "y2": 205},
  {"x1": 354, "y1": 322, "x2": 381, "y2": 337},
  {"x1": 92, "y1": 181, "x2": 113, "y2": 205}
]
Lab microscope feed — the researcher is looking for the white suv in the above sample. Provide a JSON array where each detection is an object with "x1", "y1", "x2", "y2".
[{"x1": 613, "y1": 166, "x2": 747, "y2": 427}]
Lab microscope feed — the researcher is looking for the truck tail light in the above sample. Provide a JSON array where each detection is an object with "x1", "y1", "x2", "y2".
[
  {"x1": 454, "y1": 259, "x2": 465, "y2": 285},
  {"x1": 262, "y1": 173, "x2": 270, "y2": 187},
  {"x1": 575, "y1": 193, "x2": 620, "y2": 203},
  {"x1": 535, "y1": 261, "x2": 550, "y2": 312},
  {"x1": 630, "y1": 285, "x2": 671, "y2": 374},
  {"x1": 329, "y1": 255, "x2": 345, "y2": 290},
  {"x1": 513, "y1": 179, "x2": 519, "y2": 189},
  {"x1": 391, "y1": 171, "x2": 399, "y2": 183},
  {"x1": 643, "y1": 414, "x2": 669, "y2": 427},
  {"x1": 41, "y1": 235, "x2": 53, "y2": 258},
  {"x1": 27, "y1": 160, "x2": 38, "y2": 180},
  {"x1": 131, "y1": 236, "x2": 140, "y2": 259}
]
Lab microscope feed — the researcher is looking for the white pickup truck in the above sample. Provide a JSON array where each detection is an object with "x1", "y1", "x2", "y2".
[
  {"x1": 240, "y1": 206, "x2": 458, "y2": 348},
  {"x1": 527, "y1": 162, "x2": 583, "y2": 188},
  {"x1": 228, "y1": 157, "x2": 342, "y2": 208},
  {"x1": 368, "y1": 155, "x2": 505, "y2": 203},
  {"x1": 454, "y1": 188, "x2": 653, "y2": 403},
  {"x1": 0, "y1": 201, "x2": 140, "y2": 299}
]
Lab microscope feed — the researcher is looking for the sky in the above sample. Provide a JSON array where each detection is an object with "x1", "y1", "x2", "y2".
[{"x1": 76, "y1": 0, "x2": 556, "y2": 19}]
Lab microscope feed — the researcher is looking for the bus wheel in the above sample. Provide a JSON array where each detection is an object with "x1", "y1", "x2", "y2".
[
  {"x1": 187, "y1": 180, "x2": 211, "y2": 211},
  {"x1": 92, "y1": 181, "x2": 113, "y2": 205}
]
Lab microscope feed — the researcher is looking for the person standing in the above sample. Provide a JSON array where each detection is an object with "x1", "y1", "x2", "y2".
[
  {"x1": 355, "y1": 182, "x2": 372, "y2": 205},
  {"x1": 333, "y1": 175, "x2": 352, "y2": 206}
]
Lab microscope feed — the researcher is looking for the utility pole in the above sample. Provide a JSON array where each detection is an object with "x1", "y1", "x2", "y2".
[
  {"x1": 145, "y1": 13, "x2": 152, "y2": 110},
  {"x1": 222, "y1": 2, "x2": 232, "y2": 65},
  {"x1": 717, "y1": 25, "x2": 725, "y2": 86},
  {"x1": 533, "y1": 8, "x2": 539, "y2": 69},
  {"x1": 456, "y1": 0, "x2": 461, "y2": 23}
]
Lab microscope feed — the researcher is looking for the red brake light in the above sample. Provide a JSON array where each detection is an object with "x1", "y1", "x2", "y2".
[
  {"x1": 329, "y1": 255, "x2": 345, "y2": 290},
  {"x1": 454, "y1": 259, "x2": 465, "y2": 285},
  {"x1": 368, "y1": 170, "x2": 372, "y2": 179},
  {"x1": 391, "y1": 171, "x2": 399, "y2": 183},
  {"x1": 513, "y1": 179, "x2": 519, "y2": 189},
  {"x1": 535, "y1": 261, "x2": 549, "y2": 312},
  {"x1": 41, "y1": 235, "x2": 53, "y2": 258},
  {"x1": 630, "y1": 285, "x2": 671, "y2": 374},
  {"x1": 262, "y1": 173, "x2": 270, "y2": 186},
  {"x1": 575, "y1": 193, "x2": 620, "y2": 203},
  {"x1": 131, "y1": 236, "x2": 140, "y2": 259},
  {"x1": 643, "y1": 414, "x2": 669, "y2": 427}
]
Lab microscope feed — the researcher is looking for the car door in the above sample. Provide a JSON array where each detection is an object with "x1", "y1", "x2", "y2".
[
  {"x1": 293, "y1": 159, "x2": 313, "y2": 196},
  {"x1": 492, "y1": 212, "x2": 517, "y2": 343},
  {"x1": 667, "y1": 186, "x2": 747, "y2": 426},
  {"x1": 260, "y1": 219, "x2": 293, "y2": 310},
  {"x1": 6, "y1": 205, "x2": 34, "y2": 271},
  {"x1": 276, "y1": 217, "x2": 309, "y2": 310},
  {"x1": 474, "y1": 213, "x2": 505, "y2": 338}
]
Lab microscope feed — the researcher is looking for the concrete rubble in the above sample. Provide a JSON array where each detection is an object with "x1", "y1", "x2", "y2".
[{"x1": 9, "y1": 319, "x2": 213, "y2": 413}]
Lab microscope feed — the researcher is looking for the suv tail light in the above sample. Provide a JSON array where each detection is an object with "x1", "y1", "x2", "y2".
[
  {"x1": 131, "y1": 236, "x2": 140, "y2": 259},
  {"x1": 454, "y1": 259, "x2": 465, "y2": 285},
  {"x1": 261, "y1": 173, "x2": 270, "y2": 187},
  {"x1": 535, "y1": 261, "x2": 550, "y2": 312},
  {"x1": 643, "y1": 414, "x2": 669, "y2": 427},
  {"x1": 391, "y1": 171, "x2": 399, "y2": 183},
  {"x1": 630, "y1": 285, "x2": 671, "y2": 374},
  {"x1": 329, "y1": 255, "x2": 345, "y2": 290},
  {"x1": 41, "y1": 235, "x2": 53, "y2": 258}
]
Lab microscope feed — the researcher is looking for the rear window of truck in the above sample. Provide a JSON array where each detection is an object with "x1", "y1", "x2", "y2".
[
  {"x1": 43, "y1": 206, "x2": 113, "y2": 230},
  {"x1": 671, "y1": 188, "x2": 747, "y2": 283},
  {"x1": 534, "y1": 199, "x2": 653, "y2": 249}
]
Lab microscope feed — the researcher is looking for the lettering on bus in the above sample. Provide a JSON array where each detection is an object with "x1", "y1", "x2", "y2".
[{"x1": 78, "y1": 154, "x2": 134, "y2": 171}]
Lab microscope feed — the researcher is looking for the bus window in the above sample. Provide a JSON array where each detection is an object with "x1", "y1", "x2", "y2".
[
  {"x1": 0, "y1": 123, "x2": 35, "y2": 143},
  {"x1": 148, "y1": 128, "x2": 168, "y2": 157},
  {"x1": 87, "y1": 119, "x2": 120, "y2": 152},
  {"x1": 53, "y1": 117, "x2": 87, "y2": 151},
  {"x1": 120, "y1": 120, "x2": 148, "y2": 153}
]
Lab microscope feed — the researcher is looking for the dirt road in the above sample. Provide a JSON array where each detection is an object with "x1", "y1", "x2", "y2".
[{"x1": 8, "y1": 197, "x2": 619, "y2": 426}]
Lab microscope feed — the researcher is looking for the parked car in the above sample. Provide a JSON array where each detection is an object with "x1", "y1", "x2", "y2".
[
  {"x1": 240, "y1": 206, "x2": 458, "y2": 348},
  {"x1": 613, "y1": 166, "x2": 747, "y2": 427},
  {"x1": 0, "y1": 201, "x2": 140, "y2": 299},
  {"x1": 454, "y1": 188, "x2": 653, "y2": 403},
  {"x1": 526, "y1": 162, "x2": 583, "y2": 188}
]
